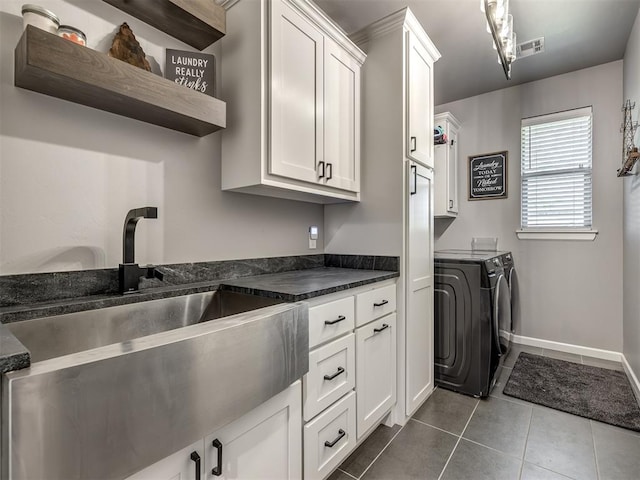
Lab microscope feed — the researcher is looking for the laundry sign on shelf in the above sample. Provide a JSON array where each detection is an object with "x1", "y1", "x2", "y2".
[
  {"x1": 468, "y1": 151, "x2": 508, "y2": 200},
  {"x1": 165, "y1": 49, "x2": 215, "y2": 97}
]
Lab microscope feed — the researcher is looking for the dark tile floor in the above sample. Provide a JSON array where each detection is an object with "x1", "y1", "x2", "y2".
[{"x1": 329, "y1": 345, "x2": 640, "y2": 480}]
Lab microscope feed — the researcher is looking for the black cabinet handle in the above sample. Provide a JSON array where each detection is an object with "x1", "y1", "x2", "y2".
[
  {"x1": 374, "y1": 323, "x2": 389, "y2": 334},
  {"x1": 190, "y1": 451, "x2": 201, "y2": 480},
  {"x1": 327, "y1": 162, "x2": 333, "y2": 180},
  {"x1": 410, "y1": 136, "x2": 417, "y2": 152},
  {"x1": 318, "y1": 161, "x2": 325, "y2": 179},
  {"x1": 410, "y1": 165, "x2": 417, "y2": 195},
  {"x1": 373, "y1": 300, "x2": 389, "y2": 307},
  {"x1": 324, "y1": 366, "x2": 345, "y2": 381},
  {"x1": 211, "y1": 438, "x2": 222, "y2": 476},
  {"x1": 324, "y1": 429, "x2": 346, "y2": 448},
  {"x1": 325, "y1": 315, "x2": 346, "y2": 325},
  {"x1": 449, "y1": 200, "x2": 453, "y2": 208}
]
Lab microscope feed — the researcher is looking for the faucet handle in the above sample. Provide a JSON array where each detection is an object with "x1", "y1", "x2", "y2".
[{"x1": 146, "y1": 266, "x2": 164, "y2": 281}]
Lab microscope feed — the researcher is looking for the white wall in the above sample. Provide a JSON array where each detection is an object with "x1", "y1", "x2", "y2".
[
  {"x1": 435, "y1": 61, "x2": 624, "y2": 352},
  {"x1": 623, "y1": 7, "x2": 640, "y2": 376},
  {"x1": 0, "y1": 1, "x2": 323, "y2": 275}
]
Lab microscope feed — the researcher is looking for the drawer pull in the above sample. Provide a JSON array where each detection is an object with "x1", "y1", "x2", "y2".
[
  {"x1": 373, "y1": 300, "x2": 389, "y2": 307},
  {"x1": 374, "y1": 324, "x2": 389, "y2": 334},
  {"x1": 190, "y1": 451, "x2": 201, "y2": 480},
  {"x1": 324, "y1": 315, "x2": 346, "y2": 325},
  {"x1": 324, "y1": 366, "x2": 345, "y2": 381},
  {"x1": 211, "y1": 438, "x2": 222, "y2": 476},
  {"x1": 324, "y1": 429, "x2": 346, "y2": 448}
]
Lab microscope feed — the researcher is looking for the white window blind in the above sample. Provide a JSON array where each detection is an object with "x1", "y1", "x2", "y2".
[{"x1": 521, "y1": 107, "x2": 592, "y2": 229}]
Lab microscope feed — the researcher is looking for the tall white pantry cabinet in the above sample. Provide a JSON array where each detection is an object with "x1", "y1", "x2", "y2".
[{"x1": 325, "y1": 7, "x2": 441, "y2": 424}]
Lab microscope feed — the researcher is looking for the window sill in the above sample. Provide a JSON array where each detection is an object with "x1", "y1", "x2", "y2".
[{"x1": 515, "y1": 229, "x2": 598, "y2": 241}]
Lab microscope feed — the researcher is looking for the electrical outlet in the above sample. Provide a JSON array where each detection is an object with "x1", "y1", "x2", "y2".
[{"x1": 309, "y1": 225, "x2": 318, "y2": 249}]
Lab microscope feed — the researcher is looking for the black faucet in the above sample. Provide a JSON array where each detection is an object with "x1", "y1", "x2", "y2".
[{"x1": 119, "y1": 207, "x2": 164, "y2": 294}]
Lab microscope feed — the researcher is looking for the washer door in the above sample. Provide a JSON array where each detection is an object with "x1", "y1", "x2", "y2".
[{"x1": 493, "y1": 274, "x2": 512, "y2": 356}]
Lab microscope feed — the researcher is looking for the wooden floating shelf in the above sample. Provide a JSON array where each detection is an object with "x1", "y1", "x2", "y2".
[
  {"x1": 14, "y1": 26, "x2": 226, "y2": 137},
  {"x1": 102, "y1": 0, "x2": 226, "y2": 50}
]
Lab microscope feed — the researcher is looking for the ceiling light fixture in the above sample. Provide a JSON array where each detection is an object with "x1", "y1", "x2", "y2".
[{"x1": 481, "y1": 0, "x2": 517, "y2": 79}]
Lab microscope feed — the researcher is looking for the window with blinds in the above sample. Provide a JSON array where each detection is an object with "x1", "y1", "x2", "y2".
[{"x1": 520, "y1": 107, "x2": 593, "y2": 229}]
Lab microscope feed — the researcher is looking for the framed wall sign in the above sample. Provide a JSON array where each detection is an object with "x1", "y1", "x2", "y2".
[
  {"x1": 165, "y1": 49, "x2": 215, "y2": 97},
  {"x1": 468, "y1": 151, "x2": 508, "y2": 200}
]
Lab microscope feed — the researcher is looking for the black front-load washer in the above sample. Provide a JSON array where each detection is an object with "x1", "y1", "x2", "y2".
[{"x1": 434, "y1": 250, "x2": 512, "y2": 397}]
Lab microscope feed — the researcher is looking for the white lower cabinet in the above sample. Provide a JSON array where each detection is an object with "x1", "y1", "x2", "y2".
[
  {"x1": 125, "y1": 440, "x2": 204, "y2": 480},
  {"x1": 304, "y1": 391, "x2": 357, "y2": 479},
  {"x1": 303, "y1": 281, "x2": 397, "y2": 479},
  {"x1": 356, "y1": 314, "x2": 397, "y2": 438},
  {"x1": 130, "y1": 281, "x2": 398, "y2": 480},
  {"x1": 126, "y1": 381, "x2": 301, "y2": 480},
  {"x1": 204, "y1": 381, "x2": 302, "y2": 479}
]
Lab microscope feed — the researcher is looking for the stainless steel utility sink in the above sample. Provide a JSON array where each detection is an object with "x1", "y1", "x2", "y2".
[
  {"x1": 6, "y1": 290, "x2": 282, "y2": 362},
  {"x1": 3, "y1": 290, "x2": 308, "y2": 480}
]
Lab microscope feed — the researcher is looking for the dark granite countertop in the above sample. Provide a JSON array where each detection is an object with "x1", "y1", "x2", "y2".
[
  {"x1": 0, "y1": 255, "x2": 399, "y2": 374},
  {"x1": 0, "y1": 324, "x2": 30, "y2": 373},
  {"x1": 221, "y1": 267, "x2": 398, "y2": 301}
]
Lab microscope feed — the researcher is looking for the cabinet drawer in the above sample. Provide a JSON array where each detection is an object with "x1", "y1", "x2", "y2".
[
  {"x1": 309, "y1": 296, "x2": 355, "y2": 348},
  {"x1": 304, "y1": 333, "x2": 355, "y2": 421},
  {"x1": 304, "y1": 391, "x2": 356, "y2": 480},
  {"x1": 356, "y1": 283, "x2": 396, "y2": 327}
]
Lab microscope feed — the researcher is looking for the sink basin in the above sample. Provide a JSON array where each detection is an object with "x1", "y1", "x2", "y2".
[
  {"x1": 3, "y1": 290, "x2": 308, "y2": 480},
  {"x1": 6, "y1": 290, "x2": 282, "y2": 362}
]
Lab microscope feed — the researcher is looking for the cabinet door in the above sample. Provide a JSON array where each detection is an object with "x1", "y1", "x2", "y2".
[
  {"x1": 204, "y1": 381, "x2": 302, "y2": 480},
  {"x1": 406, "y1": 32, "x2": 434, "y2": 168},
  {"x1": 356, "y1": 314, "x2": 396, "y2": 438},
  {"x1": 270, "y1": 0, "x2": 324, "y2": 184},
  {"x1": 324, "y1": 38, "x2": 360, "y2": 193},
  {"x1": 406, "y1": 163, "x2": 434, "y2": 416},
  {"x1": 447, "y1": 128, "x2": 459, "y2": 214},
  {"x1": 125, "y1": 440, "x2": 204, "y2": 480}
]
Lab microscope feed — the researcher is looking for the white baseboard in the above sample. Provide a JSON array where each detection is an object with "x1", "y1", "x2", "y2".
[
  {"x1": 622, "y1": 355, "x2": 640, "y2": 407},
  {"x1": 512, "y1": 334, "x2": 622, "y2": 362}
]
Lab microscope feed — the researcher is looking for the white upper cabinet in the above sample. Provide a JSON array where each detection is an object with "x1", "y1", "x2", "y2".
[
  {"x1": 221, "y1": 0, "x2": 365, "y2": 204},
  {"x1": 324, "y1": 39, "x2": 361, "y2": 192},
  {"x1": 434, "y1": 112, "x2": 461, "y2": 217},
  {"x1": 407, "y1": 33, "x2": 435, "y2": 168},
  {"x1": 270, "y1": 0, "x2": 324, "y2": 185}
]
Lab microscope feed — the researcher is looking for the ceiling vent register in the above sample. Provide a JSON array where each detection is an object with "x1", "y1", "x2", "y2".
[{"x1": 516, "y1": 37, "x2": 545, "y2": 59}]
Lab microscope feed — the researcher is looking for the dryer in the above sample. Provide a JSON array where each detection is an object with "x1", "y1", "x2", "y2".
[{"x1": 434, "y1": 250, "x2": 512, "y2": 397}]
